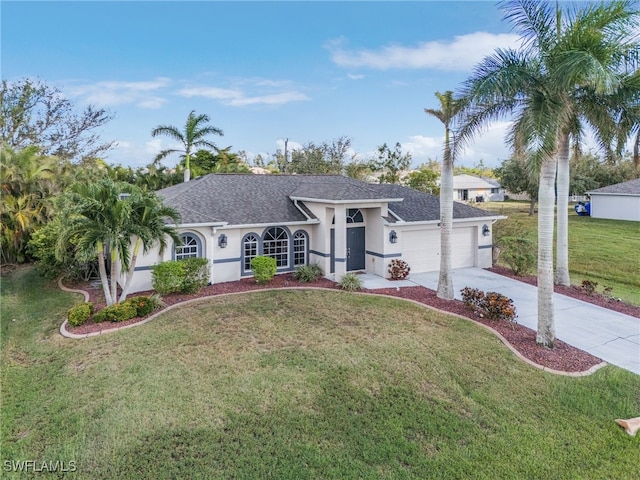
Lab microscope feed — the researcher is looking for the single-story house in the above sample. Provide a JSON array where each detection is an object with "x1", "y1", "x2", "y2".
[
  {"x1": 453, "y1": 174, "x2": 505, "y2": 202},
  {"x1": 122, "y1": 174, "x2": 502, "y2": 293},
  {"x1": 586, "y1": 178, "x2": 640, "y2": 221}
]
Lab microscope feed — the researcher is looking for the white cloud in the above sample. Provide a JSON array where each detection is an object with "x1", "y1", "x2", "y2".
[
  {"x1": 347, "y1": 73, "x2": 364, "y2": 80},
  {"x1": 178, "y1": 81, "x2": 310, "y2": 107},
  {"x1": 328, "y1": 32, "x2": 521, "y2": 71},
  {"x1": 69, "y1": 77, "x2": 171, "y2": 108}
]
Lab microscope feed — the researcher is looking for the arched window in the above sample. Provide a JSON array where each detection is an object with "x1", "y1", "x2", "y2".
[
  {"x1": 175, "y1": 233, "x2": 201, "y2": 260},
  {"x1": 263, "y1": 227, "x2": 289, "y2": 268},
  {"x1": 332, "y1": 208, "x2": 364, "y2": 224},
  {"x1": 243, "y1": 233, "x2": 260, "y2": 273},
  {"x1": 292, "y1": 230, "x2": 308, "y2": 267}
]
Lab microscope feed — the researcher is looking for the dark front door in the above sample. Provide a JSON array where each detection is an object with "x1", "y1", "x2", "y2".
[{"x1": 347, "y1": 227, "x2": 365, "y2": 271}]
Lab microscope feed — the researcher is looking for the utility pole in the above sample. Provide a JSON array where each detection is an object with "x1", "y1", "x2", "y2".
[{"x1": 284, "y1": 138, "x2": 288, "y2": 173}]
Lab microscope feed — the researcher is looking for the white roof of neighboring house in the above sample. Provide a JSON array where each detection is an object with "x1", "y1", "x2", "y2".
[{"x1": 453, "y1": 174, "x2": 501, "y2": 189}]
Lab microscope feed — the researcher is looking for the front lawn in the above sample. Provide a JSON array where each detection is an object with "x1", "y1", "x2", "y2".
[
  {"x1": 2, "y1": 266, "x2": 639, "y2": 479},
  {"x1": 486, "y1": 201, "x2": 640, "y2": 305}
]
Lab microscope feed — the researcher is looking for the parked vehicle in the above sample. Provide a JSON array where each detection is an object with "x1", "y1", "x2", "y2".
[{"x1": 574, "y1": 201, "x2": 591, "y2": 216}]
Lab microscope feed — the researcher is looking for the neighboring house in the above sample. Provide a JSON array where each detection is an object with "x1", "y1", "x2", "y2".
[
  {"x1": 586, "y1": 178, "x2": 640, "y2": 222},
  {"x1": 123, "y1": 174, "x2": 502, "y2": 293},
  {"x1": 453, "y1": 174, "x2": 505, "y2": 202}
]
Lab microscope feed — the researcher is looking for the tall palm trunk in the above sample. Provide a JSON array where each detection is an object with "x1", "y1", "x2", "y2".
[
  {"x1": 437, "y1": 149, "x2": 454, "y2": 300},
  {"x1": 536, "y1": 156, "x2": 557, "y2": 347},
  {"x1": 119, "y1": 237, "x2": 141, "y2": 303},
  {"x1": 96, "y1": 241, "x2": 114, "y2": 306},
  {"x1": 555, "y1": 133, "x2": 571, "y2": 286},
  {"x1": 109, "y1": 247, "x2": 118, "y2": 306}
]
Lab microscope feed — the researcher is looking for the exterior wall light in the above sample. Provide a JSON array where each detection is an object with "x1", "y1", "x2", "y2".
[
  {"x1": 482, "y1": 224, "x2": 490, "y2": 237},
  {"x1": 218, "y1": 234, "x2": 228, "y2": 248},
  {"x1": 389, "y1": 230, "x2": 398, "y2": 244}
]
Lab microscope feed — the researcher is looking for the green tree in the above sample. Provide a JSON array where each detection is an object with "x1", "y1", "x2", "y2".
[
  {"x1": 57, "y1": 179, "x2": 179, "y2": 305},
  {"x1": 457, "y1": 0, "x2": 638, "y2": 346},
  {"x1": 404, "y1": 166, "x2": 440, "y2": 194},
  {"x1": 1, "y1": 78, "x2": 114, "y2": 161},
  {"x1": 151, "y1": 110, "x2": 224, "y2": 182},
  {"x1": 287, "y1": 137, "x2": 353, "y2": 175},
  {"x1": 372, "y1": 142, "x2": 412, "y2": 185},
  {"x1": 0, "y1": 146, "x2": 58, "y2": 263},
  {"x1": 424, "y1": 91, "x2": 465, "y2": 300},
  {"x1": 495, "y1": 155, "x2": 539, "y2": 215}
]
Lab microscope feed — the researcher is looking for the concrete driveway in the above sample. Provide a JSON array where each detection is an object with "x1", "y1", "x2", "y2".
[{"x1": 359, "y1": 268, "x2": 640, "y2": 375}]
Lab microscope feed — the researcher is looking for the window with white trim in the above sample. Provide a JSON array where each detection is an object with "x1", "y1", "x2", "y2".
[
  {"x1": 263, "y1": 227, "x2": 289, "y2": 268},
  {"x1": 175, "y1": 233, "x2": 200, "y2": 260},
  {"x1": 243, "y1": 233, "x2": 260, "y2": 272},
  {"x1": 293, "y1": 231, "x2": 307, "y2": 267}
]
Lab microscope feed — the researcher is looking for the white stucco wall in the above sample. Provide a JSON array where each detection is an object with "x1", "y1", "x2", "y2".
[{"x1": 589, "y1": 195, "x2": 640, "y2": 222}]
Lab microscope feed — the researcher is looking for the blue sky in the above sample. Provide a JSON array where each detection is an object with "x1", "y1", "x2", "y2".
[{"x1": 2, "y1": 1, "x2": 527, "y2": 169}]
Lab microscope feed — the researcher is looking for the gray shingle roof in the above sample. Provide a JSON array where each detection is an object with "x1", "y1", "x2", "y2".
[
  {"x1": 156, "y1": 174, "x2": 497, "y2": 226},
  {"x1": 371, "y1": 184, "x2": 495, "y2": 221},
  {"x1": 587, "y1": 178, "x2": 640, "y2": 195}
]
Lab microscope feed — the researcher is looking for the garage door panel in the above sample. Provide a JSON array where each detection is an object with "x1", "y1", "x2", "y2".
[
  {"x1": 402, "y1": 230, "x2": 439, "y2": 273},
  {"x1": 401, "y1": 227, "x2": 476, "y2": 273}
]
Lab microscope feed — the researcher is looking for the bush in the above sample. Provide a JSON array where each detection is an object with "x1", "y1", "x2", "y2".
[
  {"x1": 152, "y1": 261, "x2": 185, "y2": 295},
  {"x1": 67, "y1": 302, "x2": 94, "y2": 327},
  {"x1": 180, "y1": 257, "x2": 209, "y2": 293},
  {"x1": 388, "y1": 259, "x2": 410, "y2": 280},
  {"x1": 499, "y1": 237, "x2": 536, "y2": 276},
  {"x1": 460, "y1": 287, "x2": 517, "y2": 324},
  {"x1": 293, "y1": 264, "x2": 323, "y2": 283},
  {"x1": 151, "y1": 258, "x2": 209, "y2": 295},
  {"x1": 93, "y1": 302, "x2": 138, "y2": 323},
  {"x1": 338, "y1": 273, "x2": 363, "y2": 291},
  {"x1": 461, "y1": 286, "x2": 484, "y2": 312},
  {"x1": 581, "y1": 279, "x2": 598, "y2": 296},
  {"x1": 251, "y1": 256, "x2": 277, "y2": 284},
  {"x1": 128, "y1": 296, "x2": 154, "y2": 317}
]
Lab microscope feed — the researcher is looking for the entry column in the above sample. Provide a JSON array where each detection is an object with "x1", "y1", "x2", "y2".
[{"x1": 333, "y1": 206, "x2": 347, "y2": 281}]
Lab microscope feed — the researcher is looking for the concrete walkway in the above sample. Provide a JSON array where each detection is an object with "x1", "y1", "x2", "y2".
[{"x1": 358, "y1": 268, "x2": 640, "y2": 375}]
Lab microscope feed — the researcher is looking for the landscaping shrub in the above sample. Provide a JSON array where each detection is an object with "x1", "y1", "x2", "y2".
[
  {"x1": 251, "y1": 256, "x2": 277, "y2": 284},
  {"x1": 94, "y1": 302, "x2": 138, "y2": 323},
  {"x1": 180, "y1": 257, "x2": 209, "y2": 293},
  {"x1": 67, "y1": 302, "x2": 94, "y2": 327},
  {"x1": 338, "y1": 273, "x2": 363, "y2": 291},
  {"x1": 151, "y1": 258, "x2": 209, "y2": 295},
  {"x1": 499, "y1": 236, "x2": 536, "y2": 276},
  {"x1": 461, "y1": 286, "x2": 484, "y2": 312},
  {"x1": 293, "y1": 264, "x2": 323, "y2": 283},
  {"x1": 388, "y1": 259, "x2": 411, "y2": 280},
  {"x1": 581, "y1": 279, "x2": 598, "y2": 296},
  {"x1": 460, "y1": 287, "x2": 517, "y2": 324},
  {"x1": 152, "y1": 261, "x2": 185, "y2": 295},
  {"x1": 128, "y1": 296, "x2": 154, "y2": 317}
]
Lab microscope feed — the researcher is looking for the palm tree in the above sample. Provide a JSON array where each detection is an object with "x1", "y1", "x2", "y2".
[
  {"x1": 58, "y1": 179, "x2": 179, "y2": 306},
  {"x1": 118, "y1": 191, "x2": 180, "y2": 302},
  {"x1": 0, "y1": 146, "x2": 58, "y2": 263},
  {"x1": 151, "y1": 110, "x2": 224, "y2": 182},
  {"x1": 456, "y1": 0, "x2": 638, "y2": 346},
  {"x1": 424, "y1": 91, "x2": 465, "y2": 300}
]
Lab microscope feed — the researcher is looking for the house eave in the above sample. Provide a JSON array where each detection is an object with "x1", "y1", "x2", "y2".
[
  {"x1": 289, "y1": 196, "x2": 404, "y2": 205},
  {"x1": 215, "y1": 219, "x2": 321, "y2": 230}
]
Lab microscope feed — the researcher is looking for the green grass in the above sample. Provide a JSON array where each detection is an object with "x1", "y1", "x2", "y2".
[
  {"x1": 2, "y1": 266, "x2": 639, "y2": 479},
  {"x1": 487, "y1": 201, "x2": 640, "y2": 305}
]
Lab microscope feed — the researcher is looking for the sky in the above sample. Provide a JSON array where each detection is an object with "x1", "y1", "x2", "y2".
[{"x1": 3, "y1": 1, "x2": 535, "y2": 169}]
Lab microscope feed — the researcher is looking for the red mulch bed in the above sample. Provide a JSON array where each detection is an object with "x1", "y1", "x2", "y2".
[{"x1": 65, "y1": 269, "x2": 636, "y2": 373}]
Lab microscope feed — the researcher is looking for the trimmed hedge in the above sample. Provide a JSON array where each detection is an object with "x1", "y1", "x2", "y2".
[
  {"x1": 251, "y1": 256, "x2": 277, "y2": 284},
  {"x1": 151, "y1": 258, "x2": 209, "y2": 295},
  {"x1": 67, "y1": 302, "x2": 94, "y2": 327}
]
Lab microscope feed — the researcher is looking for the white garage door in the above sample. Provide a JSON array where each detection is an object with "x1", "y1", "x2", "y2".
[
  {"x1": 401, "y1": 229, "x2": 440, "y2": 273},
  {"x1": 401, "y1": 227, "x2": 476, "y2": 273},
  {"x1": 451, "y1": 227, "x2": 476, "y2": 269}
]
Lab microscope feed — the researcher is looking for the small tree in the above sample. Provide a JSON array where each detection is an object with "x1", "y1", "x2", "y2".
[{"x1": 373, "y1": 142, "x2": 412, "y2": 184}]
